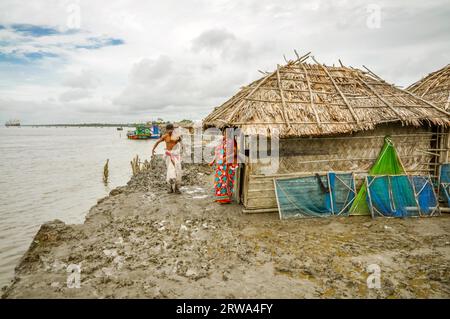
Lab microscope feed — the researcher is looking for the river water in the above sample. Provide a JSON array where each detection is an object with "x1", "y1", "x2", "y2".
[{"x1": 0, "y1": 127, "x2": 161, "y2": 287}]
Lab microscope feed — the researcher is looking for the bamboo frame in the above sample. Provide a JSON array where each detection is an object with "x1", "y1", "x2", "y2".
[
  {"x1": 363, "y1": 64, "x2": 450, "y2": 117},
  {"x1": 297, "y1": 51, "x2": 321, "y2": 127},
  {"x1": 230, "y1": 118, "x2": 441, "y2": 125},
  {"x1": 312, "y1": 56, "x2": 360, "y2": 124},
  {"x1": 365, "y1": 174, "x2": 440, "y2": 218},
  {"x1": 273, "y1": 178, "x2": 282, "y2": 219},
  {"x1": 203, "y1": 53, "x2": 450, "y2": 138},
  {"x1": 356, "y1": 74, "x2": 406, "y2": 120},
  {"x1": 276, "y1": 64, "x2": 291, "y2": 127},
  {"x1": 214, "y1": 70, "x2": 277, "y2": 123},
  {"x1": 412, "y1": 175, "x2": 440, "y2": 216},
  {"x1": 242, "y1": 207, "x2": 279, "y2": 214},
  {"x1": 400, "y1": 88, "x2": 450, "y2": 116},
  {"x1": 365, "y1": 176, "x2": 376, "y2": 218},
  {"x1": 332, "y1": 172, "x2": 356, "y2": 216},
  {"x1": 251, "y1": 170, "x2": 366, "y2": 179},
  {"x1": 445, "y1": 92, "x2": 450, "y2": 111},
  {"x1": 409, "y1": 64, "x2": 450, "y2": 97},
  {"x1": 419, "y1": 70, "x2": 448, "y2": 97},
  {"x1": 273, "y1": 172, "x2": 356, "y2": 219}
]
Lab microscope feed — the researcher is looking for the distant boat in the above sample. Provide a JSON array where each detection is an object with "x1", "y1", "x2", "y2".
[
  {"x1": 117, "y1": 127, "x2": 123, "y2": 131},
  {"x1": 127, "y1": 125, "x2": 160, "y2": 140},
  {"x1": 5, "y1": 119, "x2": 21, "y2": 127}
]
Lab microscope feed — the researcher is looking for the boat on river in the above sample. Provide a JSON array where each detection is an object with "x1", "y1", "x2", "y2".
[
  {"x1": 5, "y1": 119, "x2": 21, "y2": 127},
  {"x1": 127, "y1": 125, "x2": 160, "y2": 140}
]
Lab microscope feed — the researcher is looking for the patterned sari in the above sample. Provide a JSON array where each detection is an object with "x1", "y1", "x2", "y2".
[{"x1": 212, "y1": 137, "x2": 238, "y2": 204}]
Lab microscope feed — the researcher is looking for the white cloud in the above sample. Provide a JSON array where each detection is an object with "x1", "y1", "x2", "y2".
[
  {"x1": 114, "y1": 49, "x2": 250, "y2": 118},
  {"x1": 0, "y1": 0, "x2": 449, "y2": 124},
  {"x1": 128, "y1": 55, "x2": 172, "y2": 85},
  {"x1": 191, "y1": 28, "x2": 253, "y2": 63},
  {"x1": 59, "y1": 88, "x2": 92, "y2": 102},
  {"x1": 63, "y1": 69, "x2": 100, "y2": 89},
  {"x1": 192, "y1": 28, "x2": 236, "y2": 52}
]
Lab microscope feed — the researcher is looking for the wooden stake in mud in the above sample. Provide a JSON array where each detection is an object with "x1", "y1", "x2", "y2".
[
  {"x1": 131, "y1": 155, "x2": 140, "y2": 176},
  {"x1": 150, "y1": 154, "x2": 157, "y2": 169},
  {"x1": 131, "y1": 155, "x2": 153, "y2": 176},
  {"x1": 103, "y1": 159, "x2": 109, "y2": 184}
]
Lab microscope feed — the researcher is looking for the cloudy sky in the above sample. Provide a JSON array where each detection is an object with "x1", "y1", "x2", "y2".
[{"x1": 0, "y1": 0, "x2": 449, "y2": 124}]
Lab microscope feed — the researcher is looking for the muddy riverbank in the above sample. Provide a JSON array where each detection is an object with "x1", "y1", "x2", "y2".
[{"x1": 2, "y1": 156, "x2": 450, "y2": 298}]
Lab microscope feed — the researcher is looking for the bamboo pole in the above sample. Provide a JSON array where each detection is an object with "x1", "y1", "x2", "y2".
[
  {"x1": 230, "y1": 119, "x2": 425, "y2": 125},
  {"x1": 242, "y1": 207, "x2": 279, "y2": 214},
  {"x1": 444, "y1": 92, "x2": 450, "y2": 111},
  {"x1": 362, "y1": 65, "x2": 383, "y2": 81},
  {"x1": 409, "y1": 66, "x2": 448, "y2": 95},
  {"x1": 293, "y1": 50, "x2": 311, "y2": 64},
  {"x1": 273, "y1": 179, "x2": 282, "y2": 219},
  {"x1": 360, "y1": 65, "x2": 450, "y2": 117},
  {"x1": 298, "y1": 55, "x2": 321, "y2": 127},
  {"x1": 226, "y1": 70, "x2": 278, "y2": 123},
  {"x1": 312, "y1": 56, "x2": 360, "y2": 124},
  {"x1": 419, "y1": 69, "x2": 448, "y2": 97},
  {"x1": 276, "y1": 64, "x2": 291, "y2": 127},
  {"x1": 356, "y1": 74, "x2": 406, "y2": 120}
]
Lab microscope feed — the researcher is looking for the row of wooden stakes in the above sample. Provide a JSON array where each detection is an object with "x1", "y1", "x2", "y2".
[{"x1": 102, "y1": 155, "x2": 154, "y2": 185}]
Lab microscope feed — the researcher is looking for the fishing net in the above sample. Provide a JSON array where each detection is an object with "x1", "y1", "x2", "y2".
[
  {"x1": 367, "y1": 175, "x2": 439, "y2": 218},
  {"x1": 274, "y1": 172, "x2": 355, "y2": 219},
  {"x1": 349, "y1": 136, "x2": 406, "y2": 216},
  {"x1": 439, "y1": 163, "x2": 450, "y2": 206},
  {"x1": 412, "y1": 176, "x2": 439, "y2": 215}
]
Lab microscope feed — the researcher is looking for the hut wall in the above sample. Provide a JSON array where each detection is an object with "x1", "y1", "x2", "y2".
[{"x1": 242, "y1": 123, "x2": 444, "y2": 212}]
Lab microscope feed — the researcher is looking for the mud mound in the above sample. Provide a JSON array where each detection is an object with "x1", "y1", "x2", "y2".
[
  {"x1": 4, "y1": 154, "x2": 450, "y2": 299},
  {"x1": 125, "y1": 155, "x2": 211, "y2": 193}
]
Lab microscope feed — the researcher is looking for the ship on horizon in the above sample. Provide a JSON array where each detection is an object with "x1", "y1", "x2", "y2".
[{"x1": 5, "y1": 119, "x2": 21, "y2": 127}]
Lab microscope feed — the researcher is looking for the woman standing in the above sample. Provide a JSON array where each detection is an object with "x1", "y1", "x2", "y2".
[{"x1": 210, "y1": 134, "x2": 238, "y2": 204}]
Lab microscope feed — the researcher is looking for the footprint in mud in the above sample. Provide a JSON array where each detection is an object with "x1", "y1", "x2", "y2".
[
  {"x1": 192, "y1": 195, "x2": 209, "y2": 199},
  {"x1": 180, "y1": 186, "x2": 211, "y2": 200}
]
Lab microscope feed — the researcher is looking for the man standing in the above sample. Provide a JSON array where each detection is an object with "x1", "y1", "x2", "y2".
[{"x1": 152, "y1": 123, "x2": 182, "y2": 194}]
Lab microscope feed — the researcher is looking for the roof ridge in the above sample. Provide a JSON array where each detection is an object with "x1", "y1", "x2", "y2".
[{"x1": 203, "y1": 51, "x2": 450, "y2": 137}]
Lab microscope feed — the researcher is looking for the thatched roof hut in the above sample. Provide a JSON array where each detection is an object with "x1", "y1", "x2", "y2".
[
  {"x1": 407, "y1": 64, "x2": 450, "y2": 110},
  {"x1": 203, "y1": 53, "x2": 450, "y2": 213},
  {"x1": 204, "y1": 53, "x2": 450, "y2": 137}
]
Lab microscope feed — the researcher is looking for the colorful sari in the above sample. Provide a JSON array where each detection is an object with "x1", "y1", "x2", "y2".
[{"x1": 212, "y1": 137, "x2": 238, "y2": 204}]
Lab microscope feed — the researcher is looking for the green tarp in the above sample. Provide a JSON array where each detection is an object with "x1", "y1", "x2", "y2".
[{"x1": 349, "y1": 136, "x2": 405, "y2": 215}]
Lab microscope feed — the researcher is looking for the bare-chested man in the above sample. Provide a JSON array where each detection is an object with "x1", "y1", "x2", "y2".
[{"x1": 152, "y1": 123, "x2": 182, "y2": 194}]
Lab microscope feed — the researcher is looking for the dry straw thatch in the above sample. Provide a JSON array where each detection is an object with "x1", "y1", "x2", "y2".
[
  {"x1": 408, "y1": 64, "x2": 450, "y2": 110},
  {"x1": 203, "y1": 52, "x2": 450, "y2": 137}
]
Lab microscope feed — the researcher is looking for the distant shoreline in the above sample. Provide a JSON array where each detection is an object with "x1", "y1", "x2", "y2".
[
  {"x1": 11, "y1": 124, "x2": 141, "y2": 128},
  {"x1": 5, "y1": 122, "x2": 194, "y2": 128}
]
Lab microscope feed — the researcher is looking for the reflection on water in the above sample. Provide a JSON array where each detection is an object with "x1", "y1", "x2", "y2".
[{"x1": 0, "y1": 127, "x2": 161, "y2": 287}]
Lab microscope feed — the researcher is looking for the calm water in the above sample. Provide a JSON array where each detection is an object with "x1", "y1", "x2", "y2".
[{"x1": 0, "y1": 127, "x2": 162, "y2": 287}]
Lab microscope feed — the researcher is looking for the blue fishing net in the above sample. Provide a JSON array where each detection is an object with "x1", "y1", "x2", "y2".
[
  {"x1": 439, "y1": 163, "x2": 450, "y2": 206},
  {"x1": 329, "y1": 173, "x2": 356, "y2": 216},
  {"x1": 367, "y1": 175, "x2": 438, "y2": 218},
  {"x1": 412, "y1": 176, "x2": 438, "y2": 215},
  {"x1": 274, "y1": 173, "x2": 355, "y2": 219}
]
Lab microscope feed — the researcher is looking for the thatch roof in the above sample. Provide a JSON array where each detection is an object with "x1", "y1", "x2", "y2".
[
  {"x1": 203, "y1": 53, "x2": 450, "y2": 137},
  {"x1": 407, "y1": 64, "x2": 450, "y2": 110}
]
